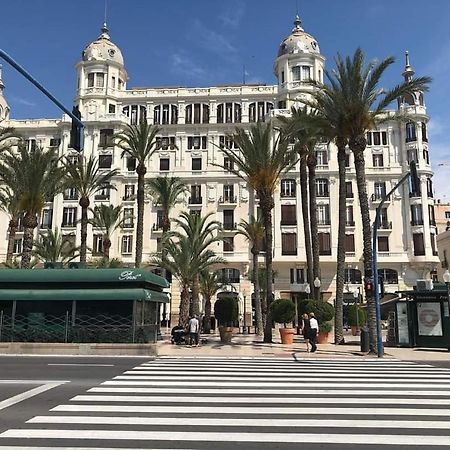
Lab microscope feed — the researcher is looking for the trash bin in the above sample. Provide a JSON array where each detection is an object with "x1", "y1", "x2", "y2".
[{"x1": 360, "y1": 327, "x2": 370, "y2": 353}]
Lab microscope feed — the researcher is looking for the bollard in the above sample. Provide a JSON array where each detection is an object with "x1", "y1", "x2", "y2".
[{"x1": 360, "y1": 327, "x2": 370, "y2": 353}]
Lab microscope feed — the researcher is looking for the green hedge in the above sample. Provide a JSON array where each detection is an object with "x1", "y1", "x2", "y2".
[
  {"x1": 299, "y1": 300, "x2": 334, "y2": 322},
  {"x1": 348, "y1": 305, "x2": 367, "y2": 327},
  {"x1": 214, "y1": 297, "x2": 238, "y2": 327},
  {"x1": 270, "y1": 299, "x2": 296, "y2": 325}
]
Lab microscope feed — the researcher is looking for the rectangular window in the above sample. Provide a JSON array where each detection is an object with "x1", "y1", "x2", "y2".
[
  {"x1": 13, "y1": 238, "x2": 23, "y2": 254},
  {"x1": 407, "y1": 148, "x2": 418, "y2": 163},
  {"x1": 345, "y1": 205, "x2": 354, "y2": 226},
  {"x1": 192, "y1": 158, "x2": 202, "y2": 171},
  {"x1": 422, "y1": 122, "x2": 428, "y2": 142},
  {"x1": 49, "y1": 138, "x2": 61, "y2": 147},
  {"x1": 190, "y1": 185, "x2": 202, "y2": 204},
  {"x1": 281, "y1": 179, "x2": 296, "y2": 197},
  {"x1": 431, "y1": 233, "x2": 438, "y2": 256},
  {"x1": 345, "y1": 153, "x2": 350, "y2": 168},
  {"x1": 282, "y1": 233, "x2": 297, "y2": 255},
  {"x1": 373, "y1": 132, "x2": 381, "y2": 146},
  {"x1": 124, "y1": 185, "x2": 135, "y2": 200},
  {"x1": 301, "y1": 66, "x2": 311, "y2": 80},
  {"x1": 94, "y1": 185, "x2": 110, "y2": 200},
  {"x1": 223, "y1": 237, "x2": 234, "y2": 252},
  {"x1": 160, "y1": 158, "x2": 170, "y2": 171},
  {"x1": 62, "y1": 207, "x2": 77, "y2": 227},
  {"x1": 96, "y1": 73, "x2": 105, "y2": 88},
  {"x1": 108, "y1": 104, "x2": 116, "y2": 114},
  {"x1": 224, "y1": 157, "x2": 233, "y2": 172},
  {"x1": 223, "y1": 210, "x2": 234, "y2": 230},
  {"x1": 281, "y1": 205, "x2": 297, "y2": 225},
  {"x1": 292, "y1": 66, "x2": 301, "y2": 81},
  {"x1": 378, "y1": 236, "x2": 389, "y2": 252},
  {"x1": 316, "y1": 178, "x2": 329, "y2": 197},
  {"x1": 87, "y1": 73, "x2": 95, "y2": 87},
  {"x1": 413, "y1": 233, "x2": 425, "y2": 256},
  {"x1": 429, "y1": 205, "x2": 436, "y2": 226},
  {"x1": 41, "y1": 209, "x2": 53, "y2": 229},
  {"x1": 98, "y1": 155, "x2": 112, "y2": 169},
  {"x1": 345, "y1": 182, "x2": 353, "y2": 198},
  {"x1": 121, "y1": 235, "x2": 133, "y2": 254},
  {"x1": 319, "y1": 232, "x2": 331, "y2": 255},
  {"x1": 63, "y1": 187, "x2": 78, "y2": 201},
  {"x1": 316, "y1": 150, "x2": 328, "y2": 166},
  {"x1": 423, "y1": 149, "x2": 430, "y2": 164},
  {"x1": 156, "y1": 210, "x2": 164, "y2": 230},
  {"x1": 374, "y1": 182, "x2": 386, "y2": 200},
  {"x1": 411, "y1": 205, "x2": 423, "y2": 225},
  {"x1": 223, "y1": 185, "x2": 234, "y2": 202},
  {"x1": 380, "y1": 207, "x2": 389, "y2": 228},
  {"x1": 406, "y1": 122, "x2": 417, "y2": 142},
  {"x1": 123, "y1": 208, "x2": 134, "y2": 228},
  {"x1": 93, "y1": 235, "x2": 104, "y2": 256},
  {"x1": 111, "y1": 76, "x2": 116, "y2": 88},
  {"x1": 126, "y1": 157, "x2": 136, "y2": 171},
  {"x1": 445, "y1": 211, "x2": 450, "y2": 220},
  {"x1": 345, "y1": 234, "x2": 355, "y2": 253},
  {"x1": 99, "y1": 129, "x2": 114, "y2": 147},
  {"x1": 317, "y1": 204, "x2": 330, "y2": 225},
  {"x1": 372, "y1": 153, "x2": 384, "y2": 167}
]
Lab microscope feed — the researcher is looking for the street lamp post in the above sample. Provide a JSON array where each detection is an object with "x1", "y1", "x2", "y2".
[
  {"x1": 314, "y1": 277, "x2": 321, "y2": 301},
  {"x1": 243, "y1": 291, "x2": 247, "y2": 334},
  {"x1": 353, "y1": 288, "x2": 360, "y2": 335}
]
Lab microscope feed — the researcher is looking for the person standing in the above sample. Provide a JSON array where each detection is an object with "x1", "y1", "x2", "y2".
[
  {"x1": 308, "y1": 312, "x2": 319, "y2": 353},
  {"x1": 188, "y1": 315, "x2": 200, "y2": 347},
  {"x1": 301, "y1": 313, "x2": 311, "y2": 353}
]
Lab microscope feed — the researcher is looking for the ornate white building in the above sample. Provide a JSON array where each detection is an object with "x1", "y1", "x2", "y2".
[{"x1": 0, "y1": 16, "x2": 439, "y2": 324}]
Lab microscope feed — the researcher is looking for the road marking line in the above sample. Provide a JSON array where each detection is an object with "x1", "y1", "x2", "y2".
[
  {"x1": 47, "y1": 363, "x2": 115, "y2": 367},
  {"x1": 50, "y1": 404, "x2": 450, "y2": 416},
  {"x1": 27, "y1": 415, "x2": 450, "y2": 429},
  {"x1": 89, "y1": 386, "x2": 450, "y2": 396},
  {"x1": 2, "y1": 429, "x2": 450, "y2": 445},
  {"x1": 0, "y1": 380, "x2": 69, "y2": 384},
  {"x1": 0, "y1": 447, "x2": 190, "y2": 450},
  {"x1": 69, "y1": 394, "x2": 450, "y2": 405},
  {"x1": 0, "y1": 382, "x2": 67, "y2": 411}
]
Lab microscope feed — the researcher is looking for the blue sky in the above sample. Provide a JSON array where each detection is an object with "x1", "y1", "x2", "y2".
[{"x1": 1, "y1": 0, "x2": 450, "y2": 198}]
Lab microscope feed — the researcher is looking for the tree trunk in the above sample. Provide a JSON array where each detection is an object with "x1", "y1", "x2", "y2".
[
  {"x1": 252, "y1": 248, "x2": 263, "y2": 336},
  {"x1": 204, "y1": 296, "x2": 212, "y2": 334},
  {"x1": 79, "y1": 197, "x2": 90, "y2": 264},
  {"x1": 335, "y1": 144, "x2": 347, "y2": 345},
  {"x1": 6, "y1": 218, "x2": 18, "y2": 265},
  {"x1": 307, "y1": 156, "x2": 320, "y2": 301},
  {"x1": 21, "y1": 213, "x2": 37, "y2": 269},
  {"x1": 350, "y1": 135, "x2": 376, "y2": 352},
  {"x1": 261, "y1": 194, "x2": 275, "y2": 343},
  {"x1": 179, "y1": 285, "x2": 190, "y2": 328},
  {"x1": 191, "y1": 272, "x2": 200, "y2": 317},
  {"x1": 300, "y1": 156, "x2": 314, "y2": 292},
  {"x1": 135, "y1": 165, "x2": 147, "y2": 268},
  {"x1": 103, "y1": 236, "x2": 111, "y2": 260}
]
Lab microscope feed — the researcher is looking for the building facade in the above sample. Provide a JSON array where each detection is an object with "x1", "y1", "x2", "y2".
[{"x1": 0, "y1": 16, "x2": 440, "y2": 324}]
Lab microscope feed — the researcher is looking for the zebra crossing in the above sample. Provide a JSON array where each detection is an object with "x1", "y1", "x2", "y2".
[{"x1": 1, "y1": 357, "x2": 450, "y2": 449}]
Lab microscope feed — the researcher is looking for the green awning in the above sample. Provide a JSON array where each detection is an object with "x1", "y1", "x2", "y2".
[
  {"x1": 0, "y1": 269, "x2": 169, "y2": 289},
  {"x1": 0, "y1": 288, "x2": 169, "y2": 303}
]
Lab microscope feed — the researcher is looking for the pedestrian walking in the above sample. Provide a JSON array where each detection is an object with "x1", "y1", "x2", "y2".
[
  {"x1": 308, "y1": 312, "x2": 319, "y2": 353},
  {"x1": 301, "y1": 313, "x2": 311, "y2": 352},
  {"x1": 188, "y1": 315, "x2": 200, "y2": 347}
]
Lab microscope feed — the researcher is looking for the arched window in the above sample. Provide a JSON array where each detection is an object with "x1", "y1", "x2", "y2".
[
  {"x1": 405, "y1": 122, "x2": 416, "y2": 143},
  {"x1": 123, "y1": 105, "x2": 147, "y2": 125},
  {"x1": 249, "y1": 102, "x2": 274, "y2": 123},
  {"x1": 402, "y1": 93, "x2": 415, "y2": 106},
  {"x1": 217, "y1": 103, "x2": 242, "y2": 123},
  {"x1": 185, "y1": 103, "x2": 209, "y2": 124},
  {"x1": 344, "y1": 269, "x2": 362, "y2": 284},
  {"x1": 153, "y1": 104, "x2": 178, "y2": 125},
  {"x1": 378, "y1": 268, "x2": 398, "y2": 284}
]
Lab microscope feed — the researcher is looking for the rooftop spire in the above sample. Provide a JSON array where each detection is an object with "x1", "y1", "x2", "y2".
[
  {"x1": 0, "y1": 65, "x2": 4, "y2": 92},
  {"x1": 403, "y1": 50, "x2": 415, "y2": 82},
  {"x1": 292, "y1": 14, "x2": 304, "y2": 32}
]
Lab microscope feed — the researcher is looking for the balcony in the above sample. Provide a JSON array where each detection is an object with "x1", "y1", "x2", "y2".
[
  {"x1": 218, "y1": 196, "x2": 238, "y2": 205},
  {"x1": 316, "y1": 192, "x2": 329, "y2": 198},
  {"x1": 282, "y1": 249, "x2": 298, "y2": 256},
  {"x1": 280, "y1": 193, "x2": 296, "y2": 198},
  {"x1": 379, "y1": 221, "x2": 393, "y2": 230},
  {"x1": 371, "y1": 193, "x2": 390, "y2": 202},
  {"x1": 61, "y1": 222, "x2": 76, "y2": 228},
  {"x1": 122, "y1": 195, "x2": 136, "y2": 201},
  {"x1": 346, "y1": 193, "x2": 354, "y2": 199},
  {"x1": 409, "y1": 191, "x2": 421, "y2": 198},
  {"x1": 40, "y1": 222, "x2": 52, "y2": 230},
  {"x1": 410, "y1": 219, "x2": 424, "y2": 226},
  {"x1": 188, "y1": 196, "x2": 202, "y2": 205},
  {"x1": 94, "y1": 194, "x2": 110, "y2": 201},
  {"x1": 152, "y1": 223, "x2": 164, "y2": 232},
  {"x1": 345, "y1": 220, "x2": 355, "y2": 227},
  {"x1": 122, "y1": 222, "x2": 135, "y2": 229},
  {"x1": 317, "y1": 220, "x2": 331, "y2": 226},
  {"x1": 222, "y1": 222, "x2": 237, "y2": 231}
]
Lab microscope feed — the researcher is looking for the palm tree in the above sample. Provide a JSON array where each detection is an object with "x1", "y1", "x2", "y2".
[
  {"x1": 220, "y1": 122, "x2": 298, "y2": 342},
  {"x1": 63, "y1": 155, "x2": 118, "y2": 264},
  {"x1": 88, "y1": 204, "x2": 125, "y2": 259},
  {"x1": 33, "y1": 228, "x2": 80, "y2": 264},
  {"x1": 199, "y1": 270, "x2": 224, "y2": 334},
  {"x1": 331, "y1": 49, "x2": 431, "y2": 349},
  {"x1": 0, "y1": 144, "x2": 65, "y2": 268},
  {"x1": 237, "y1": 216, "x2": 265, "y2": 335},
  {"x1": 170, "y1": 211, "x2": 223, "y2": 317},
  {"x1": 0, "y1": 125, "x2": 20, "y2": 152},
  {"x1": 278, "y1": 107, "x2": 323, "y2": 298},
  {"x1": 115, "y1": 122, "x2": 161, "y2": 267},
  {"x1": 93, "y1": 257, "x2": 124, "y2": 268},
  {"x1": 0, "y1": 186, "x2": 22, "y2": 265}
]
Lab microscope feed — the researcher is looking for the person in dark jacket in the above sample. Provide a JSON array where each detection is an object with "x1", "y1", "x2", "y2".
[{"x1": 301, "y1": 313, "x2": 311, "y2": 353}]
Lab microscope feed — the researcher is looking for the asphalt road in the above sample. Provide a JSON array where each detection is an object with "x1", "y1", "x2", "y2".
[{"x1": 1, "y1": 355, "x2": 450, "y2": 449}]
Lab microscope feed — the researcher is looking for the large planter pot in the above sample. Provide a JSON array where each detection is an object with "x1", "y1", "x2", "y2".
[
  {"x1": 351, "y1": 326, "x2": 360, "y2": 336},
  {"x1": 219, "y1": 326, "x2": 233, "y2": 344},
  {"x1": 317, "y1": 332, "x2": 329, "y2": 344},
  {"x1": 279, "y1": 327, "x2": 295, "y2": 345}
]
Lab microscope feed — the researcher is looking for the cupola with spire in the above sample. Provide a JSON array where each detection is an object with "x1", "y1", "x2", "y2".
[{"x1": 273, "y1": 14, "x2": 325, "y2": 110}]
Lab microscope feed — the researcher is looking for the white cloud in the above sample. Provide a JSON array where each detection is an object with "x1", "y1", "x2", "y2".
[
  {"x1": 11, "y1": 96, "x2": 36, "y2": 107},
  {"x1": 169, "y1": 52, "x2": 207, "y2": 81},
  {"x1": 219, "y1": 3, "x2": 245, "y2": 29}
]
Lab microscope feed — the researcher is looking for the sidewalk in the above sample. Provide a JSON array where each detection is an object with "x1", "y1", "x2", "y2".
[{"x1": 158, "y1": 332, "x2": 450, "y2": 362}]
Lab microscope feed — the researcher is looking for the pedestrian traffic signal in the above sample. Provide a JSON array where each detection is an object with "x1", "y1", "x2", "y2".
[
  {"x1": 409, "y1": 161, "x2": 421, "y2": 196},
  {"x1": 70, "y1": 105, "x2": 83, "y2": 151},
  {"x1": 365, "y1": 279, "x2": 374, "y2": 297}
]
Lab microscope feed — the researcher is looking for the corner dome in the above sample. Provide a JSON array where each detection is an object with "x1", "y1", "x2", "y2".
[
  {"x1": 277, "y1": 16, "x2": 320, "y2": 57},
  {"x1": 82, "y1": 23, "x2": 124, "y2": 66}
]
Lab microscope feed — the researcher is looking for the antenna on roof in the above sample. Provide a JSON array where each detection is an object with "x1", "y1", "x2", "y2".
[
  {"x1": 104, "y1": 0, "x2": 108, "y2": 25},
  {"x1": 296, "y1": 0, "x2": 299, "y2": 16}
]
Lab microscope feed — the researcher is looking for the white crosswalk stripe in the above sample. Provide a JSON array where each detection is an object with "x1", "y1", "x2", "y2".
[{"x1": 1, "y1": 357, "x2": 450, "y2": 449}]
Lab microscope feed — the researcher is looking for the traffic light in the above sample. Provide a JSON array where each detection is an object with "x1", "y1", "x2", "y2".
[
  {"x1": 70, "y1": 105, "x2": 83, "y2": 151},
  {"x1": 365, "y1": 278, "x2": 374, "y2": 298},
  {"x1": 409, "y1": 161, "x2": 421, "y2": 196}
]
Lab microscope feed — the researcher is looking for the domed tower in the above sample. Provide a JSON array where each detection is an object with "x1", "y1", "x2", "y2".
[
  {"x1": 273, "y1": 15, "x2": 325, "y2": 109},
  {"x1": 0, "y1": 65, "x2": 10, "y2": 121},
  {"x1": 75, "y1": 23, "x2": 128, "y2": 119}
]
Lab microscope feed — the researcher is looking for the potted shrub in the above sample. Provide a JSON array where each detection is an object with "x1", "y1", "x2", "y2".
[
  {"x1": 270, "y1": 299, "x2": 296, "y2": 344},
  {"x1": 300, "y1": 300, "x2": 335, "y2": 344},
  {"x1": 214, "y1": 297, "x2": 238, "y2": 343},
  {"x1": 348, "y1": 305, "x2": 367, "y2": 335}
]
